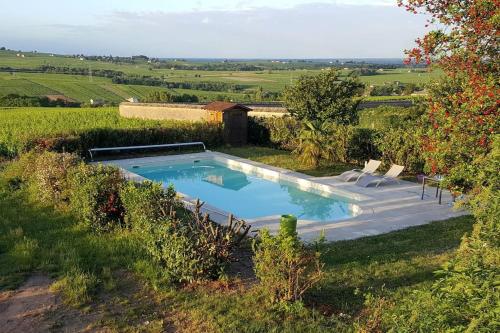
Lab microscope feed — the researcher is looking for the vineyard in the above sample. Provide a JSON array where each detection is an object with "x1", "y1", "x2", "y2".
[
  {"x1": 0, "y1": 107, "x2": 223, "y2": 157},
  {"x1": 0, "y1": 50, "x2": 441, "y2": 104}
]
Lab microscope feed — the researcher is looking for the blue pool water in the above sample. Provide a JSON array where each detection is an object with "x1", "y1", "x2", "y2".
[{"x1": 124, "y1": 159, "x2": 355, "y2": 221}]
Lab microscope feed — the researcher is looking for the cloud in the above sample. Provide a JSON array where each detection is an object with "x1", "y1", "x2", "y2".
[{"x1": 2, "y1": 2, "x2": 427, "y2": 58}]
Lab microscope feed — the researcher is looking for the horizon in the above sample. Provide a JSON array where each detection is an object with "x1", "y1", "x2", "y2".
[
  {"x1": 0, "y1": 0, "x2": 431, "y2": 58},
  {"x1": 0, "y1": 49, "x2": 406, "y2": 62}
]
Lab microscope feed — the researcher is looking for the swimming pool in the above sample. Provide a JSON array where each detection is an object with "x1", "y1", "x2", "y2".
[{"x1": 122, "y1": 157, "x2": 358, "y2": 222}]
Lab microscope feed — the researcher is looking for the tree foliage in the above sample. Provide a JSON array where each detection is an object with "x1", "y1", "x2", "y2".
[
  {"x1": 376, "y1": 2, "x2": 500, "y2": 331},
  {"x1": 398, "y1": 0, "x2": 499, "y2": 192},
  {"x1": 283, "y1": 69, "x2": 364, "y2": 124}
]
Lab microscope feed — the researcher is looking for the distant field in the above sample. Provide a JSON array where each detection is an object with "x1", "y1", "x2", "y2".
[
  {"x1": 0, "y1": 50, "x2": 442, "y2": 103},
  {"x1": 0, "y1": 72, "x2": 244, "y2": 102}
]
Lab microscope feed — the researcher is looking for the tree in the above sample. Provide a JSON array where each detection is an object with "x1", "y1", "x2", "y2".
[
  {"x1": 376, "y1": 2, "x2": 500, "y2": 331},
  {"x1": 283, "y1": 69, "x2": 364, "y2": 124},
  {"x1": 398, "y1": 0, "x2": 499, "y2": 193}
]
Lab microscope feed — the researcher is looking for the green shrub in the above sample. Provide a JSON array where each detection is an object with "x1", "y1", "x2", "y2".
[
  {"x1": 146, "y1": 217, "x2": 221, "y2": 283},
  {"x1": 375, "y1": 127, "x2": 425, "y2": 173},
  {"x1": 247, "y1": 117, "x2": 271, "y2": 146},
  {"x1": 121, "y1": 182, "x2": 250, "y2": 283},
  {"x1": 28, "y1": 152, "x2": 81, "y2": 206},
  {"x1": 253, "y1": 229, "x2": 325, "y2": 304},
  {"x1": 348, "y1": 128, "x2": 381, "y2": 162},
  {"x1": 248, "y1": 116, "x2": 301, "y2": 150},
  {"x1": 68, "y1": 163, "x2": 126, "y2": 232},
  {"x1": 145, "y1": 201, "x2": 250, "y2": 283},
  {"x1": 120, "y1": 180, "x2": 177, "y2": 233}
]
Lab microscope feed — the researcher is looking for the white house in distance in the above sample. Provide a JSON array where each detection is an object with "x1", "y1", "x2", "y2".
[
  {"x1": 126, "y1": 97, "x2": 139, "y2": 103},
  {"x1": 90, "y1": 99, "x2": 104, "y2": 106}
]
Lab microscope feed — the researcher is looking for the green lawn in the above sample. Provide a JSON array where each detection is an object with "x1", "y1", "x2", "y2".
[{"x1": 0, "y1": 158, "x2": 474, "y2": 331}]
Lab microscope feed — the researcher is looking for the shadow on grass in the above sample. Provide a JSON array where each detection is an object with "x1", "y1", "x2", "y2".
[
  {"x1": 306, "y1": 215, "x2": 474, "y2": 315},
  {"x1": 0, "y1": 185, "x2": 145, "y2": 293}
]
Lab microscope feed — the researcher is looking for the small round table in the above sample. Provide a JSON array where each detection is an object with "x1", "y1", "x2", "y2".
[{"x1": 421, "y1": 176, "x2": 444, "y2": 205}]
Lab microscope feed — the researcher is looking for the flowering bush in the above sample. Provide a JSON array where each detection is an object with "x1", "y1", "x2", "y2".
[
  {"x1": 398, "y1": 0, "x2": 499, "y2": 192},
  {"x1": 368, "y1": 2, "x2": 500, "y2": 331},
  {"x1": 68, "y1": 164, "x2": 125, "y2": 232}
]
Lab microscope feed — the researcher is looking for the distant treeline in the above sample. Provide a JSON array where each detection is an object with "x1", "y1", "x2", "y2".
[
  {"x1": 65, "y1": 53, "x2": 413, "y2": 71},
  {"x1": 151, "y1": 62, "x2": 267, "y2": 71},
  {"x1": 111, "y1": 75, "x2": 248, "y2": 92},
  {"x1": 0, "y1": 94, "x2": 80, "y2": 107},
  {"x1": 141, "y1": 91, "x2": 199, "y2": 103}
]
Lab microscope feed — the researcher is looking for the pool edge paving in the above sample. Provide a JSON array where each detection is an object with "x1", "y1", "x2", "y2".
[{"x1": 102, "y1": 152, "x2": 467, "y2": 242}]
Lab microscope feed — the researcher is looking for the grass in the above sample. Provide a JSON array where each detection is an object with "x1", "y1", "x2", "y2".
[
  {"x1": 217, "y1": 146, "x2": 356, "y2": 177},
  {"x1": 0, "y1": 169, "x2": 474, "y2": 331}
]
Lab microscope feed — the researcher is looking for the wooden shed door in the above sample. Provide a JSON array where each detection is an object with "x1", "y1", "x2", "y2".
[{"x1": 224, "y1": 111, "x2": 247, "y2": 146}]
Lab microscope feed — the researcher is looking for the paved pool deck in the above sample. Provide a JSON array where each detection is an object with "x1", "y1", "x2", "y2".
[
  {"x1": 249, "y1": 175, "x2": 465, "y2": 242},
  {"x1": 105, "y1": 152, "x2": 467, "y2": 242}
]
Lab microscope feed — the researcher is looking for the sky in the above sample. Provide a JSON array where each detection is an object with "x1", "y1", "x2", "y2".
[{"x1": 0, "y1": 0, "x2": 429, "y2": 58}]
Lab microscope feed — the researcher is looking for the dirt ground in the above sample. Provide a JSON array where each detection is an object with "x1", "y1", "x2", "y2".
[
  {"x1": 0, "y1": 272, "x2": 177, "y2": 333},
  {"x1": 0, "y1": 274, "x2": 104, "y2": 332},
  {"x1": 0, "y1": 254, "x2": 255, "y2": 333}
]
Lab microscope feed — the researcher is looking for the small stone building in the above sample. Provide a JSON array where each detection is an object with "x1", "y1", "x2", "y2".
[{"x1": 204, "y1": 102, "x2": 251, "y2": 146}]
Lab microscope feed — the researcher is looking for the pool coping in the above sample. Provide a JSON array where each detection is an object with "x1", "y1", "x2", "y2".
[{"x1": 103, "y1": 151, "x2": 467, "y2": 242}]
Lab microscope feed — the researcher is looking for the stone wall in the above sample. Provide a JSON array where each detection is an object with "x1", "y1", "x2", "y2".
[
  {"x1": 119, "y1": 103, "x2": 209, "y2": 121},
  {"x1": 119, "y1": 102, "x2": 287, "y2": 121},
  {"x1": 119, "y1": 100, "x2": 413, "y2": 121}
]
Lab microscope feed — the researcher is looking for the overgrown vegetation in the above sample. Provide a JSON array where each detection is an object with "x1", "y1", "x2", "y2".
[
  {"x1": 253, "y1": 229, "x2": 325, "y2": 304},
  {"x1": 0, "y1": 165, "x2": 476, "y2": 330},
  {"x1": 121, "y1": 181, "x2": 251, "y2": 283}
]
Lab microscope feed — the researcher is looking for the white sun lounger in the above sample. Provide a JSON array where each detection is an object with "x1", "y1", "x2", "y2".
[
  {"x1": 355, "y1": 164, "x2": 405, "y2": 187},
  {"x1": 340, "y1": 159, "x2": 382, "y2": 182}
]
